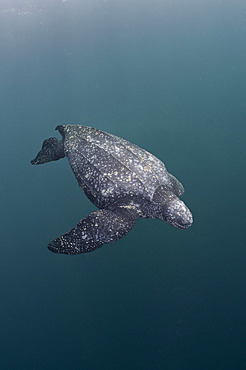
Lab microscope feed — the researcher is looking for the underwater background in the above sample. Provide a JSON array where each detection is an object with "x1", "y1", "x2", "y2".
[{"x1": 1, "y1": 0, "x2": 246, "y2": 369}]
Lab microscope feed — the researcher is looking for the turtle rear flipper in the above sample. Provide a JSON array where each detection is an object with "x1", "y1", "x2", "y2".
[
  {"x1": 48, "y1": 207, "x2": 139, "y2": 254},
  {"x1": 31, "y1": 137, "x2": 65, "y2": 165}
]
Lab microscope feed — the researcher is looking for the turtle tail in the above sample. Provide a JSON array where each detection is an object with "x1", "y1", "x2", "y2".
[{"x1": 31, "y1": 137, "x2": 65, "y2": 165}]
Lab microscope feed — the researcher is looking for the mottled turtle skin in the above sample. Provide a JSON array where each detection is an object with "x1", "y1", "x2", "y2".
[{"x1": 31, "y1": 125, "x2": 193, "y2": 254}]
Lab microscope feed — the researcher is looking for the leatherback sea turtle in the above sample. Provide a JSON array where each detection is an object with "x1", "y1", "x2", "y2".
[{"x1": 31, "y1": 125, "x2": 193, "y2": 254}]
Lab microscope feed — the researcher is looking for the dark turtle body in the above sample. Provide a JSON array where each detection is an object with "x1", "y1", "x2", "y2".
[{"x1": 31, "y1": 125, "x2": 193, "y2": 254}]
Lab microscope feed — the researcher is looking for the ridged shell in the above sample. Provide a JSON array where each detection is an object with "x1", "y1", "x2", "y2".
[{"x1": 57, "y1": 125, "x2": 176, "y2": 208}]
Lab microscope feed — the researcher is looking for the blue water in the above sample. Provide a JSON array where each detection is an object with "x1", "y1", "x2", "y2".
[{"x1": 1, "y1": 1, "x2": 246, "y2": 369}]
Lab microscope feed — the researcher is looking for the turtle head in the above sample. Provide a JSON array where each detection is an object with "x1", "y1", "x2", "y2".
[
  {"x1": 152, "y1": 185, "x2": 193, "y2": 229},
  {"x1": 163, "y1": 198, "x2": 193, "y2": 229}
]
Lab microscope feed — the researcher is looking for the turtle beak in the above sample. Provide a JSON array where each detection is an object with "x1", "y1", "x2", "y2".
[{"x1": 174, "y1": 208, "x2": 193, "y2": 229}]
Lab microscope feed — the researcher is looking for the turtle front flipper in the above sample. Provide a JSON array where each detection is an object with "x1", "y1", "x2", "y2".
[
  {"x1": 48, "y1": 208, "x2": 139, "y2": 254},
  {"x1": 31, "y1": 137, "x2": 65, "y2": 165}
]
